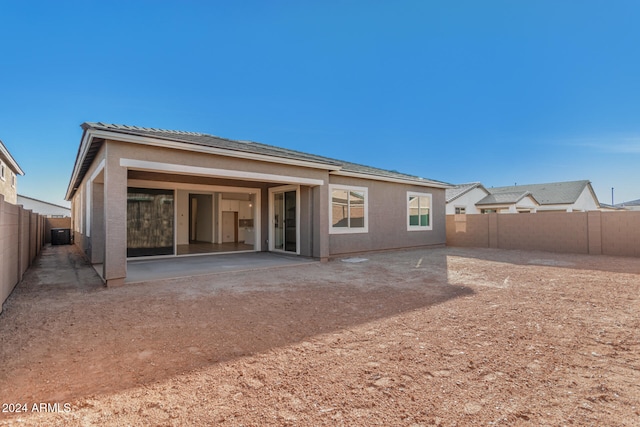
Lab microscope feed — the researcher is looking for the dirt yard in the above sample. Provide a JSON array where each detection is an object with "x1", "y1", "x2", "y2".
[{"x1": 1, "y1": 245, "x2": 639, "y2": 426}]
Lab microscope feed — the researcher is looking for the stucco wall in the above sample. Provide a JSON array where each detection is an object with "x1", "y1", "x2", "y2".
[{"x1": 328, "y1": 175, "x2": 446, "y2": 256}]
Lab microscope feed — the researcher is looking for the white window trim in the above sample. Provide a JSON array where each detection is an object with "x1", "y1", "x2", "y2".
[
  {"x1": 407, "y1": 192, "x2": 433, "y2": 231},
  {"x1": 0, "y1": 161, "x2": 5, "y2": 181},
  {"x1": 329, "y1": 184, "x2": 369, "y2": 234}
]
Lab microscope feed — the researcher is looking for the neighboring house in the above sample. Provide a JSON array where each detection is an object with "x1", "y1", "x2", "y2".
[
  {"x1": 17, "y1": 195, "x2": 71, "y2": 218},
  {"x1": 66, "y1": 122, "x2": 450, "y2": 287},
  {"x1": 446, "y1": 180, "x2": 600, "y2": 214},
  {"x1": 0, "y1": 139, "x2": 25, "y2": 205},
  {"x1": 475, "y1": 191, "x2": 539, "y2": 214},
  {"x1": 616, "y1": 199, "x2": 640, "y2": 211},
  {"x1": 445, "y1": 183, "x2": 489, "y2": 214}
]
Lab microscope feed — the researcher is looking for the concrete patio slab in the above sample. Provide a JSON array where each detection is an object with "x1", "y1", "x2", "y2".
[{"x1": 122, "y1": 252, "x2": 317, "y2": 284}]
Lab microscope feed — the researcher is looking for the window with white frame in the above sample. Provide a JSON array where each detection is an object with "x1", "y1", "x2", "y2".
[
  {"x1": 455, "y1": 206, "x2": 466, "y2": 214},
  {"x1": 330, "y1": 185, "x2": 368, "y2": 233},
  {"x1": 407, "y1": 192, "x2": 432, "y2": 231},
  {"x1": 11, "y1": 172, "x2": 16, "y2": 188},
  {"x1": 0, "y1": 162, "x2": 5, "y2": 181}
]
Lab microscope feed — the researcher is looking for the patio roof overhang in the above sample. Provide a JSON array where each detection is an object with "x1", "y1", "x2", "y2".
[{"x1": 121, "y1": 158, "x2": 325, "y2": 187}]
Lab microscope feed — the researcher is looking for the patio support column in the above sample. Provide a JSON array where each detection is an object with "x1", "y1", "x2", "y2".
[
  {"x1": 91, "y1": 181, "x2": 105, "y2": 265},
  {"x1": 314, "y1": 184, "x2": 330, "y2": 262},
  {"x1": 102, "y1": 149, "x2": 127, "y2": 287}
]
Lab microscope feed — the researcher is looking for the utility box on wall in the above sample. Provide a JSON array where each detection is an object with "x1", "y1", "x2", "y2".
[{"x1": 51, "y1": 228, "x2": 71, "y2": 245}]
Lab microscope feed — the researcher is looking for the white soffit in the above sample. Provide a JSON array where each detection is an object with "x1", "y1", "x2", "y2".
[{"x1": 120, "y1": 159, "x2": 325, "y2": 186}]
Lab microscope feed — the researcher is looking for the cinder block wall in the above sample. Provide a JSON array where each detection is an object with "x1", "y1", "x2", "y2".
[
  {"x1": 601, "y1": 211, "x2": 640, "y2": 257},
  {"x1": 446, "y1": 211, "x2": 640, "y2": 257},
  {"x1": 446, "y1": 214, "x2": 490, "y2": 248},
  {"x1": 497, "y1": 212, "x2": 589, "y2": 254},
  {"x1": 0, "y1": 195, "x2": 45, "y2": 314},
  {"x1": 44, "y1": 217, "x2": 72, "y2": 244}
]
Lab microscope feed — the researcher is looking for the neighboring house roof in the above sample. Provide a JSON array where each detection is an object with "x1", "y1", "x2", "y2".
[
  {"x1": 67, "y1": 122, "x2": 450, "y2": 199},
  {"x1": 0, "y1": 139, "x2": 25, "y2": 176},
  {"x1": 17, "y1": 195, "x2": 71, "y2": 216},
  {"x1": 476, "y1": 191, "x2": 538, "y2": 206},
  {"x1": 445, "y1": 182, "x2": 487, "y2": 203},
  {"x1": 616, "y1": 199, "x2": 640, "y2": 207},
  {"x1": 487, "y1": 180, "x2": 597, "y2": 206}
]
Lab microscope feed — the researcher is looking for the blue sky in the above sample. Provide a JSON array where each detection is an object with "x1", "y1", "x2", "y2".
[{"x1": 1, "y1": 0, "x2": 639, "y2": 207}]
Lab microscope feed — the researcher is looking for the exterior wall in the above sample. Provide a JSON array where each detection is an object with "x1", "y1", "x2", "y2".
[
  {"x1": 516, "y1": 195, "x2": 538, "y2": 212},
  {"x1": 71, "y1": 144, "x2": 106, "y2": 263},
  {"x1": 572, "y1": 187, "x2": 600, "y2": 212},
  {"x1": 0, "y1": 163, "x2": 17, "y2": 204},
  {"x1": 446, "y1": 187, "x2": 487, "y2": 214},
  {"x1": 447, "y1": 211, "x2": 640, "y2": 257},
  {"x1": 328, "y1": 175, "x2": 446, "y2": 256}
]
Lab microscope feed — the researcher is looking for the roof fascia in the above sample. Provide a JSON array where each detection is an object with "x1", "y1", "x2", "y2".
[
  {"x1": 17, "y1": 194, "x2": 71, "y2": 210},
  {"x1": 0, "y1": 141, "x2": 25, "y2": 176},
  {"x1": 65, "y1": 128, "x2": 93, "y2": 200},
  {"x1": 88, "y1": 129, "x2": 343, "y2": 172},
  {"x1": 515, "y1": 192, "x2": 541, "y2": 205},
  {"x1": 585, "y1": 182, "x2": 601, "y2": 208},
  {"x1": 331, "y1": 170, "x2": 451, "y2": 189},
  {"x1": 475, "y1": 203, "x2": 514, "y2": 208},
  {"x1": 447, "y1": 183, "x2": 487, "y2": 203}
]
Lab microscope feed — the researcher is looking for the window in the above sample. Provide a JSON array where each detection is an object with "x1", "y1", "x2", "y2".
[
  {"x1": 0, "y1": 162, "x2": 5, "y2": 181},
  {"x1": 407, "y1": 192, "x2": 432, "y2": 231},
  {"x1": 455, "y1": 207, "x2": 466, "y2": 214},
  {"x1": 11, "y1": 173, "x2": 16, "y2": 188},
  {"x1": 330, "y1": 185, "x2": 368, "y2": 233}
]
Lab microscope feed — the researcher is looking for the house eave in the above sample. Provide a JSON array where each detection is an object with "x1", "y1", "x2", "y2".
[
  {"x1": 0, "y1": 141, "x2": 25, "y2": 176},
  {"x1": 66, "y1": 127, "x2": 343, "y2": 200},
  {"x1": 331, "y1": 170, "x2": 452, "y2": 189},
  {"x1": 89, "y1": 129, "x2": 344, "y2": 171}
]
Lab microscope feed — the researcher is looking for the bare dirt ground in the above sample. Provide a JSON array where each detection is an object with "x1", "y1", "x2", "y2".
[{"x1": 1, "y1": 245, "x2": 639, "y2": 426}]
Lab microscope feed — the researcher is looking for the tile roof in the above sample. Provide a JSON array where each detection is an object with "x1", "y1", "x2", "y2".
[
  {"x1": 487, "y1": 180, "x2": 591, "y2": 205},
  {"x1": 618, "y1": 199, "x2": 640, "y2": 207},
  {"x1": 81, "y1": 122, "x2": 449, "y2": 187},
  {"x1": 445, "y1": 182, "x2": 486, "y2": 203},
  {"x1": 476, "y1": 191, "x2": 535, "y2": 206}
]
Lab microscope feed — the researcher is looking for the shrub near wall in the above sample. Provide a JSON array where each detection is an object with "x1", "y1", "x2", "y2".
[{"x1": 446, "y1": 211, "x2": 640, "y2": 258}]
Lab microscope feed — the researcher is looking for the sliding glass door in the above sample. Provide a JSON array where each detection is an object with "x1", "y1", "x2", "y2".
[
  {"x1": 127, "y1": 187, "x2": 174, "y2": 257},
  {"x1": 271, "y1": 187, "x2": 298, "y2": 253}
]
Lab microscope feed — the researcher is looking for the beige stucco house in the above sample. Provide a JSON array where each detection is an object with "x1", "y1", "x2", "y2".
[
  {"x1": 0, "y1": 139, "x2": 24, "y2": 205},
  {"x1": 66, "y1": 123, "x2": 450, "y2": 287}
]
